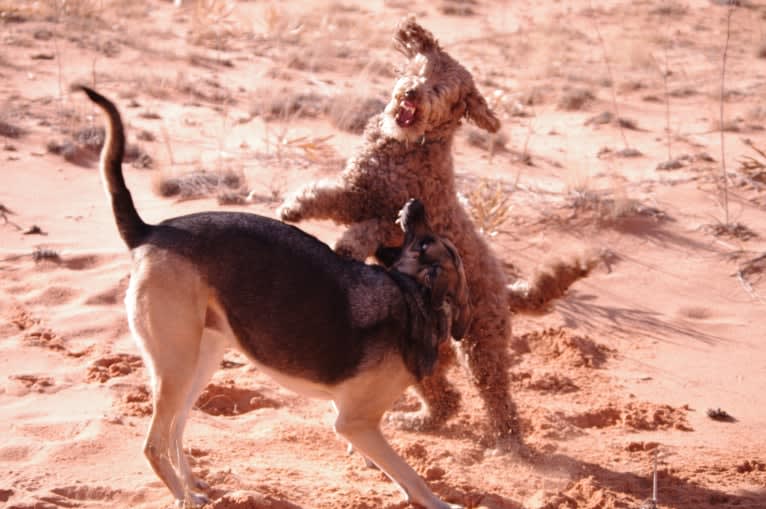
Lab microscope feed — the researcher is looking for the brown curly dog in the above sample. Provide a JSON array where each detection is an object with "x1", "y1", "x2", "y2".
[{"x1": 278, "y1": 17, "x2": 594, "y2": 445}]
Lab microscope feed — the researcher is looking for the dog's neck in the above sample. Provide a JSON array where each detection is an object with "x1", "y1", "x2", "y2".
[
  {"x1": 413, "y1": 116, "x2": 462, "y2": 145},
  {"x1": 374, "y1": 116, "x2": 460, "y2": 153}
]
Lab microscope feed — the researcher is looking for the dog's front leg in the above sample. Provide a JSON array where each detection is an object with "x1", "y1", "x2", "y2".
[
  {"x1": 334, "y1": 415, "x2": 462, "y2": 509},
  {"x1": 278, "y1": 178, "x2": 363, "y2": 224}
]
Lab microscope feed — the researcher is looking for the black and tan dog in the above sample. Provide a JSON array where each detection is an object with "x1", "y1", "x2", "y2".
[{"x1": 76, "y1": 85, "x2": 471, "y2": 509}]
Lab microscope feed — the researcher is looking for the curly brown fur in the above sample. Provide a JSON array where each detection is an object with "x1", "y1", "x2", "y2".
[
  {"x1": 278, "y1": 16, "x2": 589, "y2": 443},
  {"x1": 508, "y1": 252, "x2": 599, "y2": 315}
]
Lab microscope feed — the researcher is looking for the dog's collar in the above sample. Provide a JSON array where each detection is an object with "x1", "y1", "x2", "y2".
[{"x1": 415, "y1": 117, "x2": 462, "y2": 145}]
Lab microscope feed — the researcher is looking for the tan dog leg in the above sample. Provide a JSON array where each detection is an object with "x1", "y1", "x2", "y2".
[
  {"x1": 172, "y1": 331, "x2": 228, "y2": 493},
  {"x1": 334, "y1": 409, "x2": 462, "y2": 509},
  {"x1": 127, "y1": 256, "x2": 212, "y2": 506}
]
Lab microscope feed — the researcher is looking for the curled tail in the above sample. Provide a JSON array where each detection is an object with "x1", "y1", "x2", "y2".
[
  {"x1": 507, "y1": 251, "x2": 599, "y2": 314},
  {"x1": 74, "y1": 85, "x2": 149, "y2": 249}
]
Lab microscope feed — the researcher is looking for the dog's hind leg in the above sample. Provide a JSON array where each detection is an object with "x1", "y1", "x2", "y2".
[
  {"x1": 460, "y1": 309, "x2": 521, "y2": 447},
  {"x1": 172, "y1": 328, "x2": 228, "y2": 493},
  {"x1": 127, "y1": 256, "x2": 211, "y2": 506}
]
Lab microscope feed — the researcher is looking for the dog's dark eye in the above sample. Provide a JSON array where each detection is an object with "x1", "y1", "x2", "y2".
[{"x1": 419, "y1": 240, "x2": 430, "y2": 253}]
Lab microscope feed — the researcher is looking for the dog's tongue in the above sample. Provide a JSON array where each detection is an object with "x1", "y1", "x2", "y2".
[{"x1": 396, "y1": 100, "x2": 416, "y2": 127}]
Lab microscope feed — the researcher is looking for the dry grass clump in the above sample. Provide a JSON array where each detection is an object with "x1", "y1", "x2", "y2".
[
  {"x1": 32, "y1": 248, "x2": 61, "y2": 263},
  {"x1": 326, "y1": 96, "x2": 385, "y2": 134},
  {"x1": 737, "y1": 253, "x2": 766, "y2": 289},
  {"x1": 188, "y1": 0, "x2": 246, "y2": 51},
  {"x1": 155, "y1": 168, "x2": 247, "y2": 202},
  {"x1": 250, "y1": 90, "x2": 326, "y2": 121},
  {"x1": 460, "y1": 177, "x2": 514, "y2": 236},
  {"x1": 702, "y1": 221, "x2": 758, "y2": 241},
  {"x1": 465, "y1": 127, "x2": 509, "y2": 155},
  {"x1": 47, "y1": 126, "x2": 152, "y2": 168},
  {"x1": 0, "y1": 119, "x2": 24, "y2": 139},
  {"x1": 737, "y1": 138, "x2": 766, "y2": 185},
  {"x1": 176, "y1": 74, "x2": 234, "y2": 105},
  {"x1": 558, "y1": 87, "x2": 595, "y2": 111},
  {"x1": 565, "y1": 189, "x2": 668, "y2": 225},
  {"x1": 650, "y1": 2, "x2": 689, "y2": 17},
  {"x1": 440, "y1": 0, "x2": 477, "y2": 16},
  {"x1": 0, "y1": 0, "x2": 102, "y2": 22}
]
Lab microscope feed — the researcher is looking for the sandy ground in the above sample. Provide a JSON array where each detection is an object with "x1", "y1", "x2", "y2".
[{"x1": 1, "y1": 1, "x2": 765, "y2": 508}]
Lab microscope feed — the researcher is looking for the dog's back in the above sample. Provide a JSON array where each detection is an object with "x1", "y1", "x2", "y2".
[{"x1": 143, "y1": 210, "x2": 406, "y2": 384}]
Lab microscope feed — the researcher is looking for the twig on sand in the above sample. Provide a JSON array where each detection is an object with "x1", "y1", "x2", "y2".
[
  {"x1": 640, "y1": 449, "x2": 659, "y2": 509},
  {"x1": 0, "y1": 204, "x2": 22, "y2": 231}
]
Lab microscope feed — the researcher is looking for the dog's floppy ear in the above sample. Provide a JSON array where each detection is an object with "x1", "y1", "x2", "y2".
[
  {"x1": 394, "y1": 15, "x2": 440, "y2": 58},
  {"x1": 465, "y1": 87, "x2": 501, "y2": 133},
  {"x1": 435, "y1": 239, "x2": 472, "y2": 341},
  {"x1": 398, "y1": 200, "x2": 472, "y2": 341}
]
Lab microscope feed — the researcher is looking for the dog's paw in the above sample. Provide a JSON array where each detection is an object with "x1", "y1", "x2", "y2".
[
  {"x1": 177, "y1": 491, "x2": 209, "y2": 508},
  {"x1": 277, "y1": 200, "x2": 303, "y2": 223}
]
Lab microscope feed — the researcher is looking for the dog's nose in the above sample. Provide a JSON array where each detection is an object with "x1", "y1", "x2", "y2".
[{"x1": 404, "y1": 89, "x2": 416, "y2": 101}]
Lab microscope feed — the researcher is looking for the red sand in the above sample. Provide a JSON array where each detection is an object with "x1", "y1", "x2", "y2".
[{"x1": 1, "y1": 1, "x2": 765, "y2": 508}]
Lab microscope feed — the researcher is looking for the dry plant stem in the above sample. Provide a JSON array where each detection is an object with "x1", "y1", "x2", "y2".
[
  {"x1": 590, "y1": 4, "x2": 628, "y2": 149},
  {"x1": 652, "y1": 448, "x2": 658, "y2": 504},
  {"x1": 161, "y1": 124, "x2": 175, "y2": 166},
  {"x1": 719, "y1": 5, "x2": 734, "y2": 225},
  {"x1": 651, "y1": 47, "x2": 672, "y2": 161}
]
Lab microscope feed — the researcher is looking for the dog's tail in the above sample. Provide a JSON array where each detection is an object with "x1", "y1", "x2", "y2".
[
  {"x1": 74, "y1": 85, "x2": 149, "y2": 249},
  {"x1": 507, "y1": 251, "x2": 599, "y2": 314}
]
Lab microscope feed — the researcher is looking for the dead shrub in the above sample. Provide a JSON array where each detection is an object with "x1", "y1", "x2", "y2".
[
  {"x1": 46, "y1": 126, "x2": 151, "y2": 168},
  {"x1": 155, "y1": 169, "x2": 247, "y2": 201},
  {"x1": 326, "y1": 96, "x2": 385, "y2": 134},
  {"x1": 461, "y1": 177, "x2": 514, "y2": 236},
  {"x1": 250, "y1": 91, "x2": 326, "y2": 121},
  {"x1": 0, "y1": 119, "x2": 24, "y2": 139},
  {"x1": 558, "y1": 87, "x2": 595, "y2": 111}
]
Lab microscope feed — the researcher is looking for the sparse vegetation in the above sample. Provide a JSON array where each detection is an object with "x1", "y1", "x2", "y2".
[
  {"x1": 702, "y1": 221, "x2": 758, "y2": 241},
  {"x1": 47, "y1": 126, "x2": 151, "y2": 168},
  {"x1": 461, "y1": 177, "x2": 514, "y2": 236},
  {"x1": 737, "y1": 139, "x2": 766, "y2": 185},
  {"x1": 718, "y1": 3, "x2": 736, "y2": 226},
  {"x1": 326, "y1": 96, "x2": 385, "y2": 134},
  {"x1": 440, "y1": 0, "x2": 477, "y2": 16},
  {"x1": 4, "y1": 2, "x2": 766, "y2": 507},
  {"x1": 154, "y1": 168, "x2": 247, "y2": 201},
  {"x1": 32, "y1": 248, "x2": 61, "y2": 263},
  {"x1": 465, "y1": 127, "x2": 509, "y2": 155},
  {"x1": 188, "y1": 0, "x2": 244, "y2": 51},
  {"x1": 564, "y1": 188, "x2": 668, "y2": 225},
  {"x1": 557, "y1": 87, "x2": 595, "y2": 111},
  {"x1": 250, "y1": 90, "x2": 326, "y2": 122},
  {"x1": 0, "y1": 119, "x2": 24, "y2": 139}
]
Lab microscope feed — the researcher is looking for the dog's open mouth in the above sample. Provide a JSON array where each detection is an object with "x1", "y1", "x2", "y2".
[{"x1": 395, "y1": 100, "x2": 417, "y2": 127}]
